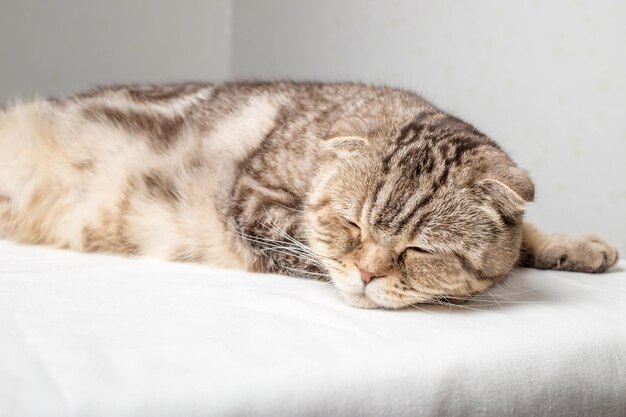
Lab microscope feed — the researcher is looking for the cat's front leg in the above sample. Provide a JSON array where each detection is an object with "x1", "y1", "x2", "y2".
[{"x1": 519, "y1": 223, "x2": 618, "y2": 273}]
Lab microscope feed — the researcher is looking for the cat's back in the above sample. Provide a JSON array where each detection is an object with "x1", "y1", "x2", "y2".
[
  {"x1": 39, "y1": 81, "x2": 427, "y2": 153},
  {"x1": 0, "y1": 81, "x2": 428, "y2": 268}
]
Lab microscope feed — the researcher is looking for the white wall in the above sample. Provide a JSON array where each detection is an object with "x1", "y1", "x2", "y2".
[
  {"x1": 0, "y1": 0, "x2": 232, "y2": 101},
  {"x1": 233, "y1": 0, "x2": 626, "y2": 253},
  {"x1": 1, "y1": 1, "x2": 624, "y2": 253}
]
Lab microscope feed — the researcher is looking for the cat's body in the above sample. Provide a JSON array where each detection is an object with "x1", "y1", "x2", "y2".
[
  {"x1": 0, "y1": 82, "x2": 434, "y2": 271},
  {"x1": 0, "y1": 82, "x2": 618, "y2": 308}
]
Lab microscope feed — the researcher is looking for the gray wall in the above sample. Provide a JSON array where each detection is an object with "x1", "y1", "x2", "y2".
[
  {"x1": 233, "y1": 0, "x2": 626, "y2": 253},
  {"x1": 0, "y1": 0, "x2": 231, "y2": 100}
]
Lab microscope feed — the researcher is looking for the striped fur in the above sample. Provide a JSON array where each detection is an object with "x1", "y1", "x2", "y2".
[{"x1": 0, "y1": 82, "x2": 618, "y2": 309}]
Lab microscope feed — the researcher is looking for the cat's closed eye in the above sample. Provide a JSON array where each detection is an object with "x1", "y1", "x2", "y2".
[
  {"x1": 404, "y1": 246, "x2": 432, "y2": 255},
  {"x1": 342, "y1": 219, "x2": 361, "y2": 241},
  {"x1": 397, "y1": 246, "x2": 432, "y2": 265},
  {"x1": 405, "y1": 246, "x2": 432, "y2": 253},
  {"x1": 345, "y1": 219, "x2": 361, "y2": 236},
  {"x1": 346, "y1": 220, "x2": 360, "y2": 231}
]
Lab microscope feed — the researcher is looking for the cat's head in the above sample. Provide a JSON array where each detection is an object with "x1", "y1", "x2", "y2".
[{"x1": 305, "y1": 112, "x2": 534, "y2": 308}]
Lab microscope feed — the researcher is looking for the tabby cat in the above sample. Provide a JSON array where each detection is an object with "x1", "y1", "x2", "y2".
[{"x1": 0, "y1": 82, "x2": 618, "y2": 308}]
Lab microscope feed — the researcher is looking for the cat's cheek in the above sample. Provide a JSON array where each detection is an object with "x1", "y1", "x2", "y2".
[
  {"x1": 329, "y1": 237, "x2": 359, "y2": 259},
  {"x1": 361, "y1": 281, "x2": 405, "y2": 309},
  {"x1": 340, "y1": 292, "x2": 379, "y2": 309},
  {"x1": 329, "y1": 272, "x2": 363, "y2": 293},
  {"x1": 325, "y1": 268, "x2": 379, "y2": 308}
]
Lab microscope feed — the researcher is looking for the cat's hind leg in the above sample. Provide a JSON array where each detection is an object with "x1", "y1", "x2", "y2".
[{"x1": 519, "y1": 223, "x2": 618, "y2": 273}]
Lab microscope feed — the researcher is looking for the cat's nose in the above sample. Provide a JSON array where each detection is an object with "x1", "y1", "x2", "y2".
[{"x1": 359, "y1": 268, "x2": 381, "y2": 285}]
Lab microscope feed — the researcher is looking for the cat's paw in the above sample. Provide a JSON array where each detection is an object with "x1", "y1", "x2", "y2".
[
  {"x1": 535, "y1": 234, "x2": 618, "y2": 273},
  {"x1": 0, "y1": 195, "x2": 13, "y2": 238}
]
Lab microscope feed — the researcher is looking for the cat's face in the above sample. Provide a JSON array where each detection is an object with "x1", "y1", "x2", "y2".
[{"x1": 305, "y1": 115, "x2": 533, "y2": 308}]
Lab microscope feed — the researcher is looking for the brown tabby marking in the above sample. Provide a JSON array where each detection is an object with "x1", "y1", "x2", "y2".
[
  {"x1": 143, "y1": 172, "x2": 180, "y2": 205},
  {"x1": 72, "y1": 160, "x2": 94, "y2": 171},
  {"x1": 83, "y1": 106, "x2": 186, "y2": 152},
  {"x1": 81, "y1": 184, "x2": 140, "y2": 255}
]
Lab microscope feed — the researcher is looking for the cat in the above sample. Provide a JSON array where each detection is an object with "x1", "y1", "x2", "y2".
[{"x1": 0, "y1": 82, "x2": 618, "y2": 308}]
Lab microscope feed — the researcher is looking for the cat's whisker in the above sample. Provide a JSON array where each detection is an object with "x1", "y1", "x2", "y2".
[
  {"x1": 258, "y1": 211, "x2": 332, "y2": 260},
  {"x1": 245, "y1": 237, "x2": 318, "y2": 257},
  {"x1": 398, "y1": 289, "x2": 509, "y2": 311},
  {"x1": 254, "y1": 243, "x2": 326, "y2": 269},
  {"x1": 256, "y1": 224, "x2": 335, "y2": 268},
  {"x1": 486, "y1": 292, "x2": 503, "y2": 309},
  {"x1": 262, "y1": 221, "x2": 310, "y2": 251},
  {"x1": 402, "y1": 298, "x2": 440, "y2": 315},
  {"x1": 432, "y1": 300, "x2": 494, "y2": 312},
  {"x1": 281, "y1": 266, "x2": 329, "y2": 279},
  {"x1": 229, "y1": 226, "x2": 300, "y2": 251},
  {"x1": 271, "y1": 202, "x2": 304, "y2": 213},
  {"x1": 257, "y1": 245, "x2": 320, "y2": 263},
  {"x1": 231, "y1": 226, "x2": 328, "y2": 270},
  {"x1": 437, "y1": 293, "x2": 545, "y2": 305}
]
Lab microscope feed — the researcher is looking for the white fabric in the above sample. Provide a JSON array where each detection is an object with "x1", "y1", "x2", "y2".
[{"x1": 0, "y1": 240, "x2": 625, "y2": 417}]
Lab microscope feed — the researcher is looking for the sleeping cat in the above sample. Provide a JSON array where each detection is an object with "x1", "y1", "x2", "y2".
[{"x1": 0, "y1": 82, "x2": 618, "y2": 308}]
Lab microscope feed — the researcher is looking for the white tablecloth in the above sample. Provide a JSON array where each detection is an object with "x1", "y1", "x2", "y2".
[{"x1": 1, "y1": 240, "x2": 624, "y2": 417}]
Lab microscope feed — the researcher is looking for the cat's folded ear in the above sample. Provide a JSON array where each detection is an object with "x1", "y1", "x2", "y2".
[
  {"x1": 487, "y1": 165, "x2": 535, "y2": 202},
  {"x1": 476, "y1": 166, "x2": 535, "y2": 224},
  {"x1": 322, "y1": 117, "x2": 372, "y2": 158}
]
